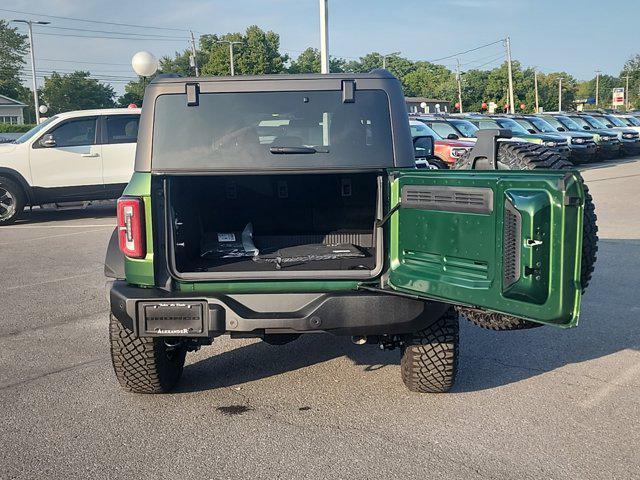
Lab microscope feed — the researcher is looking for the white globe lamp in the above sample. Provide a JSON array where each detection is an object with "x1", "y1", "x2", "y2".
[
  {"x1": 131, "y1": 51, "x2": 158, "y2": 77},
  {"x1": 38, "y1": 105, "x2": 48, "y2": 114}
]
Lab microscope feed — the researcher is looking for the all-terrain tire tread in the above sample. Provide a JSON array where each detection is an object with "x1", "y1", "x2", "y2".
[
  {"x1": 400, "y1": 308, "x2": 459, "y2": 393},
  {"x1": 109, "y1": 315, "x2": 186, "y2": 394}
]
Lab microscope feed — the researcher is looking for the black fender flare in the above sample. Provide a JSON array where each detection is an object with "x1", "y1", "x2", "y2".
[
  {"x1": 0, "y1": 167, "x2": 34, "y2": 204},
  {"x1": 104, "y1": 228, "x2": 125, "y2": 279}
]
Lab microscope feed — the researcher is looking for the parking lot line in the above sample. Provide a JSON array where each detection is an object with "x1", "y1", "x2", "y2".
[
  {"x1": 1, "y1": 224, "x2": 115, "y2": 229},
  {"x1": 0, "y1": 228, "x2": 112, "y2": 245}
]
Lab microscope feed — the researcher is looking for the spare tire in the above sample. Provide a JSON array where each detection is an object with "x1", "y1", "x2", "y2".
[{"x1": 454, "y1": 142, "x2": 598, "y2": 331}]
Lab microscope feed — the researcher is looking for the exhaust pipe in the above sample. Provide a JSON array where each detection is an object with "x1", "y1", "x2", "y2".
[{"x1": 351, "y1": 335, "x2": 367, "y2": 345}]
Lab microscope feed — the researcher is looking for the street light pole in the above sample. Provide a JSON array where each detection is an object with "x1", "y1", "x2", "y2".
[
  {"x1": 456, "y1": 58, "x2": 463, "y2": 113},
  {"x1": 319, "y1": 0, "x2": 329, "y2": 74},
  {"x1": 625, "y1": 73, "x2": 630, "y2": 110},
  {"x1": 534, "y1": 69, "x2": 539, "y2": 113},
  {"x1": 381, "y1": 51, "x2": 400, "y2": 70},
  {"x1": 216, "y1": 40, "x2": 242, "y2": 76},
  {"x1": 189, "y1": 30, "x2": 199, "y2": 77},
  {"x1": 558, "y1": 77, "x2": 563, "y2": 111},
  {"x1": 504, "y1": 36, "x2": 515, "y2": 114},
  {"x1": 12, "y1": 19, "x2": 50, "y2": 124},
  {"x1": 595, "y1": 70, "x2": 601, "y2": 106}
]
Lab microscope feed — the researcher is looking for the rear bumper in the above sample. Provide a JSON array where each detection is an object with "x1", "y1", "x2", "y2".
[{"x1": 109, "y1": 281, "x2": 449, "y2": 337}]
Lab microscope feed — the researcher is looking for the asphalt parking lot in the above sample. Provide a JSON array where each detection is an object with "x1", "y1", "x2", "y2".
[{"x1": 1, "y1": 159, "x2": 639, "y2": 480}]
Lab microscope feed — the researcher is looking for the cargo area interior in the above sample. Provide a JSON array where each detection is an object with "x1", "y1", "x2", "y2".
[{"x1": 167, "y1": 172, "x2": 381, "y2": 276}]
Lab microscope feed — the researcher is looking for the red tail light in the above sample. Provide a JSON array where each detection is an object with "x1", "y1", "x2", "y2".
[{"x1": 117, "y1": 197, "x2": 146, "y2": 259}]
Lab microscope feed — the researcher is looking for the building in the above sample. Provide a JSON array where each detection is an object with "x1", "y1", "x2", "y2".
[
  {"x1": 405, "y1": 97, "x2": 451, "y2": 114},
  {"x1": 0, "y1": 94, "x2": 27, "y2": 125}
]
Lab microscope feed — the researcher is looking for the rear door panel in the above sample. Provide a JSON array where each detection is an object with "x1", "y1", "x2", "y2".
[{"x1": 387, "y1": 170, "x2": 583, "y2": 327}]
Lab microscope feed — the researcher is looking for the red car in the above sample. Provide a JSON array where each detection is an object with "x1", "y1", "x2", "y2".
[{"x1": 410, "y1": 120, "x2": 474, "y2": 168}]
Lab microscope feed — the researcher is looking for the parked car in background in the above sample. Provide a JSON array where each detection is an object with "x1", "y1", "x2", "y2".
[
  {"x1": 510, "y1": 115, "x2": 597, "y2": 163},
  {"x1": 581, "y1": 113, "x2": 640, "y2": 155},
  {"x1": 570, "y1": 113, "x2": 639, "y2": 156},
  {"x1": 409, "y1": 120, "x2": 473, "y2": 167},
  {"x1": 614, "y1": 114, "x2": 640, "y2": 133},
  {"x1": 411, "y1": 115, "x2": 479, "y2": 142},
  {"x1": 0, "y1": 108, "x2": 140, "y2": 224},
  {"x1": 538, "y1": 114, "x2": 620, "y2": 160},
  {"x1": 465, "y1": 115, "x2": 571, "y2": 159}
]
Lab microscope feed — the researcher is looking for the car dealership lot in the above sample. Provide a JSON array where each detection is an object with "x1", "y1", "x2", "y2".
[{"x1": 1, "y1": 159, "x2": 639, "y2": 479}]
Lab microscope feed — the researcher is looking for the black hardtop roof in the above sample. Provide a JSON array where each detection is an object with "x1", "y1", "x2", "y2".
[{"x1": 150, "y1": 69, "x2": 397, "y2": 85}]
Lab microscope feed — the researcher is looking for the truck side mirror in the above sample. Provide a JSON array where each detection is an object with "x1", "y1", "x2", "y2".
[
  {"x1": 446, "y1": 133, "x2": 459, "y2": 140},
  {"x1": 528, "y1": 129, "x2": 536, "y2": 134},
  {"x1": 413, "y1": 135, "x2": 434, "y2": 159},
  {"x1": 583, "y1": 126, "x2": 590, "y2": 130},
  {"x1": 40, "y1": 134, "x2": 56, "y2": 148},
  {"x1": 557, "y1": 127, "x2": 566, "y2": 132}
]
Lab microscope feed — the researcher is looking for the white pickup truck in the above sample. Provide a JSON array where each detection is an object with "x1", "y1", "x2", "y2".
[{"x1": 0, "y1": 108, "x2": 140, "y2": 224}]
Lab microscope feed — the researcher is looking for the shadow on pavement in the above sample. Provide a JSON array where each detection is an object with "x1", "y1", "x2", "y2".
[
  {"x1": 13, "y1": 203, "x2": 116, "y2": 225},
  {"x1": 177, "y1": 238, "x2": 639, "y2": 394}
]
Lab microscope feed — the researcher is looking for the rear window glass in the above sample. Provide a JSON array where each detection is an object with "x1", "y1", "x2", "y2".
[{"x1": 152, "y1": 90, "x2": 393, "y2": 170}]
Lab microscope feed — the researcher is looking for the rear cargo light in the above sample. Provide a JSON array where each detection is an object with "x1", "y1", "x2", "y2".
[{"x1": 117, "y1": 197, "x2": 146, "y2": 258}]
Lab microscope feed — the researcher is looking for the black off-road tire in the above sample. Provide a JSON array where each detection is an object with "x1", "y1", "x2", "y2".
[
  {"x1": 454, "y1": 142, "x2": 598, "y2": 331},
  {"x1": 109, "y1": 315, "x2": 187, "y2": 393},
  {"x1": 400, "y1": 308, "x2": 459, "y2": 393},
  {"x1": 0, "y1": 176, "x2": 26, "y2": 225}
]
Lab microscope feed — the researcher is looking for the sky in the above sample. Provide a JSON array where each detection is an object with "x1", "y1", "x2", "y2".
[{"x1": 2, "y1": 0, "x2": 639, "y2": 95}]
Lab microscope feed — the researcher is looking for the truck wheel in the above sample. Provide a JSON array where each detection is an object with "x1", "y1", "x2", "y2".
[
  {"x1": 0, "y1": 176, "x2": 25, "y2": 225},
  {"x1": 109, "y1": 315, "x2": 187, "y2": 393},
  {"x1": 400, "y1": 308, "x2": 459, "y2": 393},
  {"x1": 454, "y1": 143, "x2": 598, "y2": 331}
]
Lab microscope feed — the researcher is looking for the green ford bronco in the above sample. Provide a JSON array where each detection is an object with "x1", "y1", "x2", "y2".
[{"x1": 105, "y1": 70, "x2": 597, "y2": 394}]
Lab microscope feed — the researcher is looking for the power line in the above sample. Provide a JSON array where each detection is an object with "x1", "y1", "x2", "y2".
[
  {"x1": 35, "y1": 24, "x2": 188, "y2": 39},
  {"x1": 426, "y1": 39, "x2": 505, "y2": 63},
  {"x1": 37, "y1": 58, "x2": 130, "y2": 66},
  {"x1": 0, "y1": 7, "x2": 190, "y2": 32},
  {"x1": 466, "y1": 54, "x2": 506, "y2": 70},
  {"x1": 32, "y1": 32, "x2": 188, "y2": 42}
]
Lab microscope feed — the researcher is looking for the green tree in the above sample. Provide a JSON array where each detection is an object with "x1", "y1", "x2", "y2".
[
  {"x1": 576, "y1": 74, "x2": 620, "y2": 108},
  {"x1": 0, "y1": 20, "x2": 28, "y2": 100},
  {"x1": 200, "y1": 26, "x2": 287, "y2": 76},
  {"x1": 287, "y1": 47, "x2": 345, "y2": 73},
  {"x1": 403, "y1": 62, "x2": 456, "y2": 100},
  {"x1": 41, "y1": 71, "x2": 115, "y2": 114}
]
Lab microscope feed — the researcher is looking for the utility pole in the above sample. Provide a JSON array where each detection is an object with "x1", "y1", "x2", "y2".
[
  {"x1": 558, "y1": 77, "x2": 563, "y2": 111},
  {"x1": 534, "y1": 69, "x2": 539, "y2": 113},
  {"x1": 504, "y1": 36, "x2": 515, "y2": 114},
  {"x1": 12, "y1": 19, "x2": 50, "y2": 124},
  {"x1": 456, "y1": 58, "x2": 463, "y2": 113},
  {"x1": 216, "y1": 40, "x2": 242, "y2": 76},
  {"x1": 189, "y1": 31, "x2": 199, "y2": 77},
  {"x1": 625, "y1": 73, "x2": 630, "y2": 110},
  {"x1": 319, "y1": 0, "x2": 329, "y2": 74},
  {"x1": 595, "y1": 70, "x2": 601, "y2": 106},
  {"x1": 381, "y1": 51, "x2": 400, "y2": 70}
]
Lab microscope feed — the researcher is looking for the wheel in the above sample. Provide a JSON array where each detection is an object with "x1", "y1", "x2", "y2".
[
  {"x1": 454, "y1": 142, "x2": 599, "y2": 330},
  {"x1": 109, "y1": 315, "x2": 187, "y2": 393},
  {"x1": 430, "y1": 157, "x2": 450, "y2": 169},
  {"x1": 400, "y1": 308, "x2": 459, "y2": 393},
  {"x1": 0, "y1": 176, "x2": 25, "y2": 225}
]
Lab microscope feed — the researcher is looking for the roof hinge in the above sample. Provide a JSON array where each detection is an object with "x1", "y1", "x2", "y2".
[
  {"x1": 342, "y1": 79, "x2": 355, "y2": 103},
  {"x1": 185, "y1": 82, "x2": 200, "y2": 106}
]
